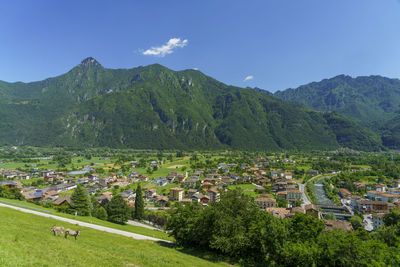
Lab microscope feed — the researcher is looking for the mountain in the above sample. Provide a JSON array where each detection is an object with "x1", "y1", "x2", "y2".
[
  {"x1": 275, "y1": 75, "x2": 400, "y2": 124},
  {"x1": 275, "y1": 74, "x2": 400, "y2": 148},
  {"x1": 0, "y1": 58, "x2": 382, "y2": 151}
]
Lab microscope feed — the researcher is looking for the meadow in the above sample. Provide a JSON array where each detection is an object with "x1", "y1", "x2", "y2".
[
  {"x1": 0, "y1": 207, "x2": 230, "y2": 267},
  {"x1": 0, "y1": 197, "x2": 172, "y2": 241}
]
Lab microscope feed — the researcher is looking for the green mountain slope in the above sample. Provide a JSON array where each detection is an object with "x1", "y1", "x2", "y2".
[
  {"x1": 275, "y1": 74, "x2": 400, "y2": 148},
  {"x1": 0, "y1": 59, "x2": 382, "y2": 151},
  {"x1": 275, "y1": 75, "x2": 400, "y2": 124}
]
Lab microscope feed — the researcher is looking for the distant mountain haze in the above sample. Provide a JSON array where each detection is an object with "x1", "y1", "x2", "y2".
[{"x1": 0, "y1": 58, "x2": 384, "y2": 151}]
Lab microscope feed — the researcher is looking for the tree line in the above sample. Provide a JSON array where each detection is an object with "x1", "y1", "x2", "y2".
[{"x1": 167, "y1": 189, "x2": 400, "y2": 266}]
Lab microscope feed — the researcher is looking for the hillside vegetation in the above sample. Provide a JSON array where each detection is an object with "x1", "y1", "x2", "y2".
[
  {"x1": 275, "y1": 75, "x2": 400, "y2": 148},
  {"x1": 0, "y1": 58, "x2": 381, "y2": 151},
  {"x1": 0, "y1": 207, "x2": 228, "y2": 267}
]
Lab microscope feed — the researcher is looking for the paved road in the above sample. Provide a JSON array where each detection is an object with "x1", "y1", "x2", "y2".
[
  {"x1": 294, "y1": 175, "x2": 321, "y2": 208},
  {"x1": 127, "y1": 220, "x2": 159, "y2": 230},
  {"x1": 0, "y1": 203, "x2": 172, "y2": 243}
]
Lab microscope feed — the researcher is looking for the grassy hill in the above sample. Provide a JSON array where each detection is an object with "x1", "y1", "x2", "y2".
[
  {"x1": 0, "y1": 58, "x2": 382, "y2": 151},
  {"x1": 0, "y1": 207, "x2": 229, "y2": 267}
]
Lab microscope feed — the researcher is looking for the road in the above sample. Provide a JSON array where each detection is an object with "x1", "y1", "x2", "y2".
[
  {"x1": 127, "y1": 220, "x2": 159, "y2": 230},
  {"x1": 0, "y1": 203, "x2": 172, "y2": 243},
  {"x1": 294, "y1": 174, "x2": 322, "y2": 208}
]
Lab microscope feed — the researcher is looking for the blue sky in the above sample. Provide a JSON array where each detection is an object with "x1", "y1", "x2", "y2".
[{"x1": 1, "y1": 0, "x2": 400, "y2": 92}]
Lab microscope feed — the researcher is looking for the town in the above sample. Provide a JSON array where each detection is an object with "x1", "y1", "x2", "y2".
[{"x1": 1, "y1": 147, "x2": 400, "y2": 233}]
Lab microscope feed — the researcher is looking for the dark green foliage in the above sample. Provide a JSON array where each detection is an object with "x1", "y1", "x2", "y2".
[
  {"x1": 275, "y1": 74, "x2": 400, "y2": 149},
  {"x1": 167, "y1": 189, "x2": 399, "y2": 266},
  {"x1": 93, "y1": 206, "x2": 108, "y2": 221},
  {"x1": 0, "y1": 59, "x2": 381, "y2": 151},
  {"x1": 70, "y1": 184, "x2": 91, "y2": 216},
  {"x1": 105, "y1": 195, "x2": 130, "y2": 224},
  {"x1": 134, "y1": 184, "x2": 144, "y2": 220},
  {"x1": 288, "y1": 213, "x2": 325, "y2": 241},
  {"x1": 0, "y1": 186, "x2": 24, "y2": 200},
  {"x1": 383, "y1": 209, "x2": 400, "y2": 226},
  {"x1": 276, "y1": 197, "x2": 287, "y2": 208},
  {"x1": 349, "y1": 216, "x2": 363, "y2": 230}
]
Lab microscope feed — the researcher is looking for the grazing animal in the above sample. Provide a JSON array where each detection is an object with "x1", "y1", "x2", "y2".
[
  {"x1": 64, "y1": 229, "x2": 80, "y2": 240},
  {"x1": 51, "y1": 226, "x2": 64, "y2": 236}
]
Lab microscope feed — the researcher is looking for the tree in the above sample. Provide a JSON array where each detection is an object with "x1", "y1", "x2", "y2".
[
  {"x1": 70, "y1": 183, "x2": 91, "y2": 216},
  {"x1": 277, "y1": 197, "x2": 287, "y2": 208},
  {"x1": 324, "y1": 212, "x2": 336, "y2": 220},
  {"x1": 288, "y1": 213, "x2": 325, "y2": 242},
  {"x1": 383, "y1": 209, "x2": 400, "y2": 226},
  {"x1": 134, "y1": 184, "x2": 144, "y2": 220},
  {"x1": 93, "y1": 206, "x2": 108, "y2": 220},
  {"x1": 350, "y1": 215, "x2": 363, "y2": 230},
  {"x1": 105, "y1": 195, "x2": 130, "y2": 224}
]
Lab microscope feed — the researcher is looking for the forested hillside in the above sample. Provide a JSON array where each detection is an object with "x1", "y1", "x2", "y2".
[
  {"x1": 275, "y1": 75, "x2": 400, "y2": 148},
  {"x1": 0, "y1": 58, "x2": 382, "y2": 151}
]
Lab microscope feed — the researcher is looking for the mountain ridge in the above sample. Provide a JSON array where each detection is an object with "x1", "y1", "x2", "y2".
[
  {"x1": 0, "y1": 58, "x2": 383, "y2": 151},
  {"x1": 275, "y1": 74, "x2": 400, "y2": 148}
]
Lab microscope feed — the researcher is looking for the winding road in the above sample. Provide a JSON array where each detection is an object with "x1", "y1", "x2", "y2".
[
  {"x1": 294, "y1": 174, "x2": 322, "y2": 208},
  {"x1": 0, "y1": 203, "x2": 172, "y2": 243}
]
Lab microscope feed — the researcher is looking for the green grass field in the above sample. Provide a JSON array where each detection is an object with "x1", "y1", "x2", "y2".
[
  {"x1": 0, "y1": 207, "x2": 230, "y2": 267},
  {"x1": 227, "y1": 184, "x2": 260, "y2": 198},
  {"x1": 0, "y1": 198, "x2": 172, "y2": 241},
  {"x1": 227, "y1": 184, "x2": 256, "y2": 190}
]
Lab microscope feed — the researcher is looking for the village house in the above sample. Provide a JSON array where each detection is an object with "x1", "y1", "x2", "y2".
[
  {"x1": 222, "y1": 176, "x2": 234, "y2": 186},
  {"x1": 283, "y1": 172, "x2": 293, "y2": 180},
  {"x1": 277, "y1": 190, "x2": 302, "y2": 203},
  {"x1": 203, "y1": 178, "x2": 219, "y2": 185},
  {"x1": 266, "y1": 207, "x2": 291, "y2": 219},
  {"x1": 22, "y1": 189, "x2": 44, "y2": 201},
  {"x1": 41, "y1": 170, "x2": 55, "y2": 177},
  {"x1": 154, "y1": 195, "x2": 168, "y2": 206},
  {"x1": 200, "y1": 195, "x2": 210, "y2": 205},
  {"x1": 145, "y1": 188, "x2": 157, "y2": 199},
  {"x1": 43, "y1": 190, "x2": 59, "y2": 201},
  {"x1": 0, "y1": 180, "x2": 22, "y2": 189},
  {"x1": 375, "y1": 184, "x2": 387, "y2": 193},
  {"x1": 305, "y1": 204, "x2": 321, "y2": 219},
  {"x1": 154, "y1": 177, "x2": 168, "y2": 187},
  {"x1": 184, "y1": 179, "x2": 198, "y2": 188},
  {"x1": 53, "y1": 195, "x2": 72, "y2": 207},
  {"x1": 367, "y1": 190, "x2": 399, "y2": 203},
  {"x1": 356, "y1": 199, "x2": 388, "y2": 213},
  {"x1": 338, "y1": 188, "x2": 352, "y2": 199},
  {"x1": 202, "y1": 182, "x2": 213, "y2": 191},
  {"x1": 273, "y1": 179, "x2": 296, "y2": 192},
  {"x1": 169, "y1": 187, "x2": 184, "y2": 201},
  {"x1": 388, "y1": 188, "x2": 400, "y2": 195},
  {"x1": 191, "y1": 192, "x2": 203, "y2": 202},
  {"x1": 207, "y1": 188, "x2": 220, "y2": 202},
  {"x1": 287, "y1": 207, "x2": 305, "y2": 218},
  {"x1": 255, "y1": 195, "x2": 276, "y2": 209},
  {"x1": 97, "y1": 192, "x2": 112, "y2": 206},
  {"x1": 176, "y1": 174, "x2": 185, "y2": 182},
  {"x1": 187, "y1": 189, "x2": 198, "y2": 197},
  {"x1": 120, "y1": 189, "x2": 136, "y2": 202},
  {"x1": 372, "y1": 213, "x2": 385, "y2": 231}
]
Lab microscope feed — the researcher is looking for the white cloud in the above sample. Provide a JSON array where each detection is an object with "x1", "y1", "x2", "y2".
[
  {"x1": 142, "y1": 38, "x2": 188, "y2": 57},
  {"x1": 244, "y1": 75, "x2": 254, "y2": 81}
]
